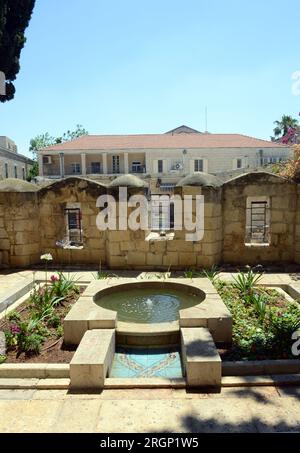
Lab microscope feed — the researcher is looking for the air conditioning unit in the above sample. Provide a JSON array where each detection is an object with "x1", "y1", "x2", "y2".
[
  {"x1": 170, "y1": 162, "x2": 183, "y2": 171},
  {"x1": 43, "y1": 156, "x2": 52, "y2": 164}
]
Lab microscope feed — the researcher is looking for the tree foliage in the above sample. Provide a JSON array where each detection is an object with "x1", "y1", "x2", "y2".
[
  {"x1": 273, "y1": 115, "x2": 299, "y2": 139},
  {"x1": 28, "y1": 125, "x2": 88, "y2": 180},
  {"x1": 278, "y1": 145, "x2": 300, "y2": 182},
  {"x1": 0, "y1": 0, "x2": 36, "y2": 102},
  {"x1": 29, "y1": 125, "x2": 89, "y2": 155}
]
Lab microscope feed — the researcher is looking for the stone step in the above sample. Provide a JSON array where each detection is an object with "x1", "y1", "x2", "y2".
[{"x1": 181, "y1": 327, "x2": 221, "y2": 387}]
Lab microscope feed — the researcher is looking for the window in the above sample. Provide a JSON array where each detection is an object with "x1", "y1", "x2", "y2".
[
  {"x1": 245, "y1": 197, "x2": 270, "y2": 245},
  {"x1": 236, "y1": 158, "x2": 242, "y2": 169},
  {"x1": 131, "y1": 161, "x2": 143, "y2": 173},
  {"x1": 158, "y1": 160, "x2": 163, "y2": 173},
  {"x1": 159, "y1": 183, "x2": 176, "y2": 192},
  {"x1": 22, "y1": 168, "x2": 25, "y2": 180},
  {"x1": 4, "y1": 163, "x2": 8, "y2": 178},
  {"x1": 14, "y1": 165, "x2": 17, "y2": 178},
  {"x1": 71, "y1": 163, "x2": 81, "y2": 174},
  {"x1": 194, "y1": 159, "x2": 203, "y2": 172},
  {"x1": 65, "y1": 208, "x2": 82, "y2": 245},
  {"x1": 112, "y1": 155, "x2": 120, "y2": 173},
  {"x1": 91, "y1": 162, "x2": 101, "y2": 174},
  {"x1": 150, "y1": 197, "x2": 174, "y2": 231}
]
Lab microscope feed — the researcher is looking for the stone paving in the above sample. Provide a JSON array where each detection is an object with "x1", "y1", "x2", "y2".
[{"x1": 0, "y1": 386, "x2": 299, "y2": 432}]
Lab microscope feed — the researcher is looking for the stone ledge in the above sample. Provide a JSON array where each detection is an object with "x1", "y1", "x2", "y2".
[
  {"x1": 222, "y1": 360, "x2": 300, "y2": 376},
  {"x1": 222, "y1": 374, "x2": 300, "y2": 387},
  {"x1": 104, "y1": 377, "x2": 186, "y2": 388},
  {"x1": 0, "y1": 278, "x2": 34, "y2": 313},
  {"x1": 70, "y1": 329, "x2": 115, "y2": 390},
  {"x1": 0, "y1": 363, "x2": 70, "y2": 379},
  {"x1": 181, "y1": 327, "x2": 221, "y2": 387}
]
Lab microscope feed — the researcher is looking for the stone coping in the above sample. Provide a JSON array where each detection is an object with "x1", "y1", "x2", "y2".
[
  {"x1": 0, "y1": 364, "x2": 69, "y2": 379},
  {"x1": 1, "y1": 359, "x2": 299, "y2": 380},
  {"x1": 0, "y1": 374, "x2": 300, "y2": 390},
  {"x1": 104, "y1": 378, "x2": 186, "y2": 388},
  {"x1": 0, "y1": 278, "x2": 34, "y2": 314},
  {"x1": 116, "y1": 320, "x2": 179, "y2": 336},
  {"x1": 222, "y1": 360, "x2": 300, "y2": 376}
]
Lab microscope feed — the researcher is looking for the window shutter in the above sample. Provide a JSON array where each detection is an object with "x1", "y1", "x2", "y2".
[{"x1": 153, "y1": 160, "x2": 158, "y2": 173}]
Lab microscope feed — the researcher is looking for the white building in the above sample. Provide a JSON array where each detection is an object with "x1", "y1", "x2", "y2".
[
  {"x1": 38, "y1": 125, "x2": 291, "y2": 193},
  {"x1": 0, "y1": 136, "x2": 34, "y2": 180}
]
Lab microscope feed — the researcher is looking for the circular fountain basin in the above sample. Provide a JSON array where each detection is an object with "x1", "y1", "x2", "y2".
[{"x1": 94, "y1": 281, "x2": 205, "y2": 325}]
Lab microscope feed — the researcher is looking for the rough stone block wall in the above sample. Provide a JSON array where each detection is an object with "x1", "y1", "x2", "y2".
[
  {"x1": 38, "y1": 178, "x2": 107, "y2": 266},
  {"x1": 222, "y1": 173, "x2": 297, "y2": 265},
  {"x1": 0, "y1": 192, "x2": 40, "y2": 268},
  {"x1": 1, "y1": 173, "x2": 299, "y2": 270}
]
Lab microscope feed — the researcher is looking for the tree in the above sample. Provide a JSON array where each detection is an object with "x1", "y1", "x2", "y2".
[
  {"x1": 28, "y1": 125, "x2": 88, "y2": 180},
  {"x1": 29, "y1": 132, "x2": 56, "y2": 155},
  {"x1": 273, "y1": 115, "x2": 299, "y2": 139},
  {"x1": 0, "y1": 0, "x2": 36, "y2": 102}
]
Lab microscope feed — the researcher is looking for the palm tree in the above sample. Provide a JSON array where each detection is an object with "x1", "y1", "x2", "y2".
[{"x1": 273, "y1": 115, "x2": 299, "y2": 138}]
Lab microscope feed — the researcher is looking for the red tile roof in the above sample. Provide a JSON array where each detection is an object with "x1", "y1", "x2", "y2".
[{"x1": 40, "y1": 133, "x2": 288, "y2": 152}]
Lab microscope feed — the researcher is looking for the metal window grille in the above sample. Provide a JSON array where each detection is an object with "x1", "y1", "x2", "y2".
[
  {"x1": 112, "y1": 156, "x2": 120, "y2": 173},
  {"x1": 250, "y1": 201, "x2": 268, "y2": 243},
  {"x1": 65, "y1": 208, "x2": 82, "y2": 244}
]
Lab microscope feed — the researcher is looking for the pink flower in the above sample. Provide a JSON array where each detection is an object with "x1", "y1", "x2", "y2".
[
  {"x1": 10, "y1": 324, "x2": 21, "y2": 335},
  {"x1": 50, "y1": 275, "x2": 59, "y2": 282}
]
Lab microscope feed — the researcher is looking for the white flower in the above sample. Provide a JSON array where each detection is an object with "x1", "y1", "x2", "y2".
[{"x1": 40, "y1": 253, "x2": 53, "y2": 261}]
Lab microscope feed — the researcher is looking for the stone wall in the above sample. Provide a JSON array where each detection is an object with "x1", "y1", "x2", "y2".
[
  {"x1": 1, "y1": 173, "x2": 300, "y2": 269},
  {"x1": 222, "y1": 173, "x2": 297, "y2": 264},
  {"x1": 0, "y1": 191, "x2": 40, "y2": 267},
  {"x1": 38, "y1": 178, "x2": 107, "y2": 266}
]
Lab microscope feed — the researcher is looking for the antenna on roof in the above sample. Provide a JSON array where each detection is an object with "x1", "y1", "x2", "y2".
[{"x1": 205, "y1": 106, "x2": 208, "y2": 133}]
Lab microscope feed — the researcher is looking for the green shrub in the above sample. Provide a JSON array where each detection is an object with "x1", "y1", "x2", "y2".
[
  {"x1": 47, "y1": 314, "x2": 61, "y2": 328},
  {"x1": 55, "y1": 325, "x2": 64, "y2": 338},
  {"x1": 7, "y1": 310, "x2": 21, "y2": 322},
  {"x1": 0, "y1": 355, "x2": 6, "y2": 364},
  {"x1": 183, "y1": 268, "x2": 196, "y2": 279}
]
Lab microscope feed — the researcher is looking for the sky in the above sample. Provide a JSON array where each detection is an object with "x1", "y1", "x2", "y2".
[{"x1": 1, "y1": 0, "x2": 300, "y2": 157}]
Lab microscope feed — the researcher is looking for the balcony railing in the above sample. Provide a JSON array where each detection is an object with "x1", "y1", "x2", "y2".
[
  {"x1": 87, "y1": 164, "x2": 103, "y2": 174},
  {"x1": 131, "y1": 165, "x2": 146, "y2": 173}
]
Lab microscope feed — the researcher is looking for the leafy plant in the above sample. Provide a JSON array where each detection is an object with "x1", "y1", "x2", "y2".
[
  {"x1": 6, "y1": 318, "x2": 45, "y2": 355},
  {"x1": 184, "y1": 268, "x2": 196, "y2": 279},
  {"x1": 47, "y1": 314, "x2": 61, "y2": 328},
  {"x1": 55, "y1": 325, "x2": 64, "y2": 338},
  {"x1": 200, "y1": 265, "x2": 220, "y2": 282},
  {"x1": 232, "y1": 267, "x2": 263, "y2": 295},
  {"x1": 50, "y1": 272, "x2": 79, "y2": 298},
  {"x1": 7, "y1": 310, "x2": 21, "y2": 322},
  {"x1": 0, "y1": 355, "x2": 6, "y2": 364},
  {"x1": 252, "y1": 293, "x2": 268, "y2": 322}
]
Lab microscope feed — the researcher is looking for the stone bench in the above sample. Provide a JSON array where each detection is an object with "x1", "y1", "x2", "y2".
[
  {"x1": 181, "y1": 327, "x2": 221, "y2": 387},
  {"x1": 70, "y1": 329, "x2": 115, "y2": 390}
]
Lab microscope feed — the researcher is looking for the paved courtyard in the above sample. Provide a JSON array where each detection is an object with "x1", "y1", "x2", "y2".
[
  {"x1": 0, "y1": 269, "x2": 299, "y2": 433},
  {"x1": 0, "y1": 385, "x2": 299, "y2": 433}
]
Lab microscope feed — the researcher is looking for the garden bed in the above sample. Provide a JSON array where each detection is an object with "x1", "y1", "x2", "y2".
[
  {"x1": 0, "y1": 272, "x2": 85, "y2": 364},
  {"x1": 213, "y1": 269, "x2": 300, "y2": 361}
]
